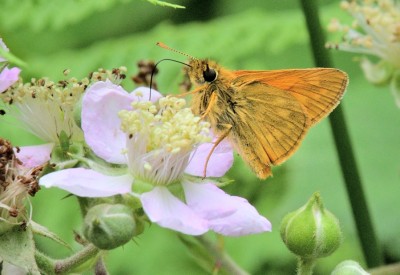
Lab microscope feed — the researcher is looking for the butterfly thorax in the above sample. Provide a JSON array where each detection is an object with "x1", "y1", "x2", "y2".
[{"x1": 188, "y1": 59, "x2": 237, "y2": 131}]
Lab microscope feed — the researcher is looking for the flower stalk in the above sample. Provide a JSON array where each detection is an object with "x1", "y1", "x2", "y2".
[
  {"x1": 196, "y1": 235, "x2": 249, "y2": 275},
  {"x1": 34, "y1": 244, "x2": 101, "y2": 274},
  {"x1": 297, "y1": 258, "x2": 316, "y2": 275}
]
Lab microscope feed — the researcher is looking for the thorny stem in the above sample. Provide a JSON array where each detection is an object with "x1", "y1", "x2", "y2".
[
  {"x1": 196, "y1": 235, "x2": 249, "y2": 275},
  {"x1": 35, "y1": 244, "x2": 101, "y2": 274},
  {"x1": 54, "y1": 244, "x2": 100, "y2": 273},
  {"x1": 297, "y1": 257, "x2": 316, "y2": 275},
  {"x1": 299, "y1": 0, "x2": 383, "y2": 267},
  {"x1": 94, "y1": 256, "x2": 109, "y2": 275}
]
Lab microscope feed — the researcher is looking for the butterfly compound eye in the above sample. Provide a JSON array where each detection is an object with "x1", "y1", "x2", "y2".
[{"x1": 203, "y1": 66, "x2": 217, "y2": 82}]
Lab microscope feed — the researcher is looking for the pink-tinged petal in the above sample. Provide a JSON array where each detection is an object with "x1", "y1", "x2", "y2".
[
  {"x1": 182, "y1": 182, "x2": 236, "y2": 219},
  {"x1": 131, "y1": 87, "x2": 162, "y2": 103},
  {"x1": 82, "y1": 82, "x2": 163, "y2": 164},
  {"x1": 208, "y1": 197, "x2": 272, "y2": 236},
  {"x1": 40, "y1": 168, "x2": 133, "y2": 197},
  {"x1": 141, "y1": 186, "x2": 208, "y2": 235},
  {"x1": 185, "y1": 138, "x2": 233, "y2": 177},
  {"x1": 15, "y1": 143, "x2": 53, "y2": 168},
  {"x1": 0, "y1": 67, "x2": 21, "y2": 93},
  {"x1": 82, "y1": 80, "x2": 133, "y2": 164}
]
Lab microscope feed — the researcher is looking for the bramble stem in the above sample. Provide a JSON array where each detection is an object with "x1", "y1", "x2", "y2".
[
  {"x1": 299, "y1": 0, "x2": 383, "y2": 267},
  {"x1": 196, "y1": 236, "x2": 249, "y2": 275},
  {"x1": 54, "y1": 244, "x2": 100, "y2": 273}
]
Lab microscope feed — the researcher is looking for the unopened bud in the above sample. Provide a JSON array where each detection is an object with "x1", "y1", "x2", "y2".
[
  {"x1": 83, "y1": 204, "x2": 136, "y2": 250},
  {"x1": 280, "y1": 192, "x2": 342, "y2": 259},
  {"x1": 331, "y1": 260, "x2": 369, "y2": 275}
]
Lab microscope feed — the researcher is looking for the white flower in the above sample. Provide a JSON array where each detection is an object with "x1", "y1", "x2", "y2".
[{"x1": 40, "y1": 81, "x2": 271, "y2": 236}]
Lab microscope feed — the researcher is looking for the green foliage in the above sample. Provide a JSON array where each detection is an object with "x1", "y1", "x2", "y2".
[
  {"x1": 0, "y1": 225, "x2": 40, "y2": 274},
  {"x1": 0, "y1": 0, "x2": 183, "y2": 32},
  {"x1": 146, "y1": 0, "x2": 185, "y2": 9},
  {"x1": 1, "y1": 0, "x2": 400, "y2": 274}
]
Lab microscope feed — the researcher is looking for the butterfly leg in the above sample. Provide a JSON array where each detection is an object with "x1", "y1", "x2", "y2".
[
  {"x1": 202, "y1": 124, "x2": 232, "y2": 179},
  {"x1": 201, "y1": 92, "x2": 218, "y2": 119},
  {"x1": 173, "y1": 86, "x2": 203, "y2": 98}
]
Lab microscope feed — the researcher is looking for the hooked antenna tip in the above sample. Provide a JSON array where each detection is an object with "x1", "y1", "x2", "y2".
[{"x1": 156, "y1": 42, "x2": 196, "y2": 60}]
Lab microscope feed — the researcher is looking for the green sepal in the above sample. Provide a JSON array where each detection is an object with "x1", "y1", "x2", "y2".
[
  {"x1": 0, "y1": 46, "x2": 27, "y2": 68},
  {"x1": 50, "y1": 142, "x2": 84, "y2": 170},
  {"x1": 31, "y1": 221, "x2": 71, "y2": 250}
]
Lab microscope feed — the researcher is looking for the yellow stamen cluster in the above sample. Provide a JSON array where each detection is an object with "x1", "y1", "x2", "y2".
[
  {"x1": 0, "y1": 67, "x2": 128, "y2": 143},
  {"x1": 119, "y1": 96, "x2": 211, "y2": 154},
  {"x1": 90, "y1": 67, "x2": 127, "y2": 84}
]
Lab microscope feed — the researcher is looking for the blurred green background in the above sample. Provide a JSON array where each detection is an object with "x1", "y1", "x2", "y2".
[{"x1": 1, "y1": 0, "x2": 399, "y2": 274}]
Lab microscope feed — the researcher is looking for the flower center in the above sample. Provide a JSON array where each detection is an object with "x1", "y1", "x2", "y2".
[{"x1": 119, "y1": 96, "x2": 211, "y2": 185}]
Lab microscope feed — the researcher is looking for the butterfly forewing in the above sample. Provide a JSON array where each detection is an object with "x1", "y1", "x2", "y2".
[
  {"x1": 233, "y1": 68, "x2": 348, "y2": 125},
  {"x1": 227, "y1": 82, "x2": 310, "y2": 178}
]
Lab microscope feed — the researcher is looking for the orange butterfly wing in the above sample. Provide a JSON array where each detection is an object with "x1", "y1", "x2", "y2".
[
  {"x1": 225, "y1": 68, "x2": 348, "y2": 178},
  {"x1": 233, "y1": 68, "x2": 348, "y2": 125},
  {"x1": 226, "y1": 81, "x2": 310, "y2": 178}
]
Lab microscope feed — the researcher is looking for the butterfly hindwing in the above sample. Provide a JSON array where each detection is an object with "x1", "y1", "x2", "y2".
[{"x1": 227, "y1": 81, "x2": 310, "y2": 178}]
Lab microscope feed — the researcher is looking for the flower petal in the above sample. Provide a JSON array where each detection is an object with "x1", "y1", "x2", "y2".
[
  {"x1": 40, "y1": 168, "x2": 133, "y2": 197},
  {"x1": 185, "y1": 138, "x2": 233, "y2": 177},
  {"x1": 182, "y1": 182, "x2": 237, "y2": 219},
  {"x1": 209, "y1": 198, "x2": 272, "y2": 236},
  {"x1": 82, "y1": 82, "x2": 162, "y2": 164},
  {"x1": 0, "y1": 67, "x2": 21, "y2": 93},
  {"x1": 131, "y1": 87, "x2": 162, "y2": 103},
  {"x1": 182, "y1": 182, "x2": 271, "y2": 236},
  {"x1": 15, "y1": 143, "x2": 54, "y2": 168},
  {"x1": 82, "y1": 81, "x2": 133, "y2": 164},
  {"x1": 140, "y1": 186, "x2": 208, "y2": 235}
]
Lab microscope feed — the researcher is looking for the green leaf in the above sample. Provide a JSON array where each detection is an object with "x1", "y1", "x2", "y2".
[
  {"x1": 0, "y1": 225, "x2": 40, "y2": 274},
  {"x1": 26, "y1": 8, "x2": 307, "y2": 90},
  {"x1": 31, "y1": 221, "x2": 71, "y2": 250},
  {"x1": 0, "y1": 0, "x2": 142, "y2": 31},
  {"x1": 146, "y1": 0, "x2": 185, "y2": 9}
]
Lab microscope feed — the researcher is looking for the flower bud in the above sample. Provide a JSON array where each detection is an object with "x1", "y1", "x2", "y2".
[
  {"x1": 280, "y1": 192, "x2": 342, "y2": 259},
  {"x1": 83, "y1": 204, "x2": 136, "y2": 250},
  {"x1": 331, "y1": 260, "x2": 369, "y2": 275},
  {"x1": 360, "y1": 58, "x2": 393, "y2": 85}
]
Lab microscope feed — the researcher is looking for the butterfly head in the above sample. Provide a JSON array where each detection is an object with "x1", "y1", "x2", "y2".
[
  {"x1": 155, "y1": 42, "x2": 219, "y2": 85},
  {"x1": 187, "y1": 59, "x2": 219, "y2": 85}
]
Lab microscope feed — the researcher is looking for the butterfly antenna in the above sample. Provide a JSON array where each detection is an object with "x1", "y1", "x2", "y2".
[
  {"x1": 156, "y1": 42, "x2": 198, "y2": 60},
  {"x1": 149, "y1": 58, "x2": 191, "y2": 101}
]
